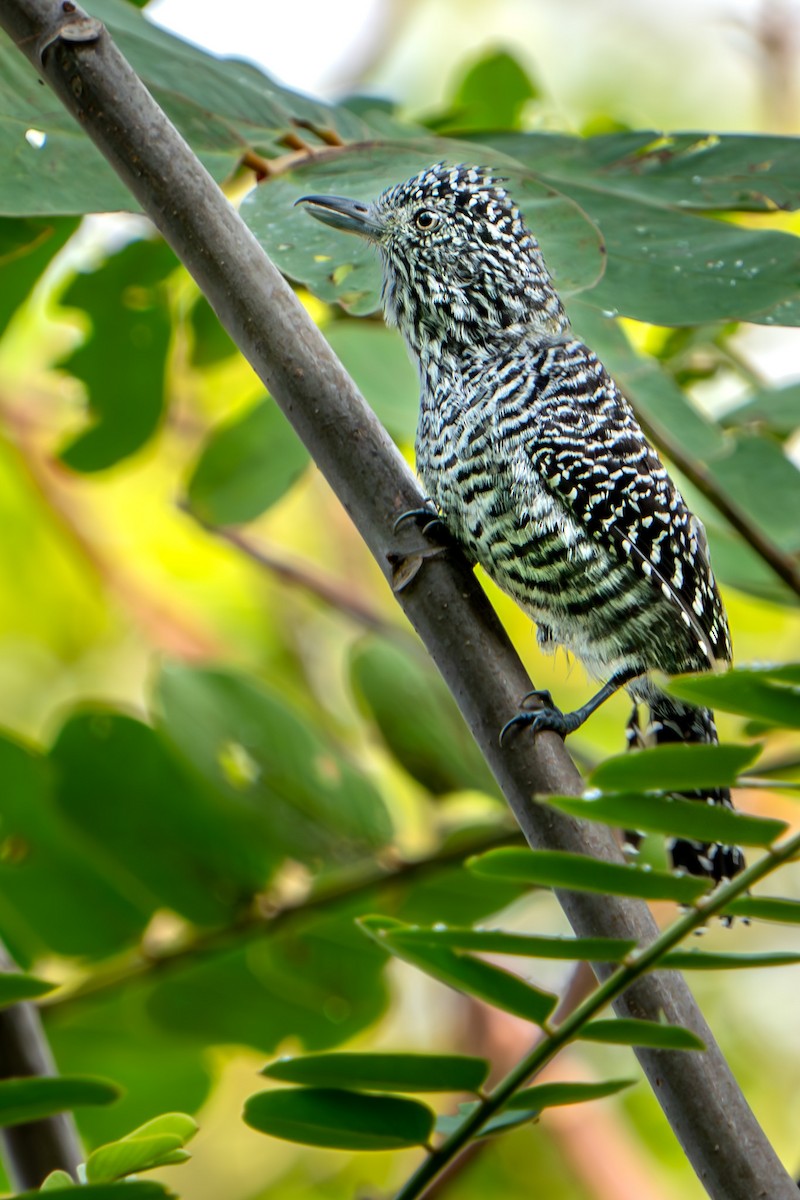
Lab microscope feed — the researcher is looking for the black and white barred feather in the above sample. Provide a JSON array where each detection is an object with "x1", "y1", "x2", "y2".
[{"x1": 301, "y1": 163, "x2": 744, "y2": 883}]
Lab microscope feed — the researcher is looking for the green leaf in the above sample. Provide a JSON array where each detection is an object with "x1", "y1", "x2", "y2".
[
  {"x1": 668, "y1": 666, "x2": 800, "y2": 728},
  {"x1": 155, "y1": 665, "x2": 391, "y2": 866},
  {"x1": 46, "y1": 991, "x2": 213, "y2": 1149},
  {"x1": 360, "y1": 917, "x2": 557, "y2": 1025},
  {"x1": 447, "y1": 50, "x2": 539, "y2": 132},
  {"x1": 57, "y1": 239, "x2": 175, "y2": 471},
  {"x1": 40, "y1": 1171, "x2": 76, "y2": 1190},
  {"x1": 723, "y1": 896, "x2": 800, "y2": 923},
  {"x1": 261, "y1": 1052, "x2": 489, "y2": 1093},
  {"x1": 589, "y1": 742, "x2": 761, "y2": 791},
  {"x1": 580, "y1": 1019, "x2": 705, "y2": 1050},
  {"x1": 477, "y1": 130, "x2": 800, "y2": 327},
  {"x1": 505, "y1": 1078, "x2": 636, "y2": 1111},
  {"x1": 188, "y1": 294, "x2": 237, "y2": 367},
  {"x1": 86, "y1": 1134, "x2": 184, "y2": 1183},
  {"x1": 468, "y1": 848, "x2": 711, "y2": 903},
  {"x1": 243, "y1": 146, "x2": 605, "y2": 316},
  {"x1": 350, "y1": 637, "x2": 499, "y2": 798},
  {"x1": 434, "y1": 1101, "x2": 537, "y2": 1139},
  {"x1": 0, "y1": 1076, "x2": 120, "y2": 1127},
  {"x1": 0, "y1": 0, "x2": 377, "y2": 216},
  {"x1": 121, "y1": 1113, "x2": 198, "y2": 1145},
  {"x1": 663, "y1": 949, "x2": 800, "y2": 969},
  {"x1": 545, "y1": 792, "x2": 786, "y2": 848},
  {"x1": 243, "y1": 1086, "x2": 435, "y2": 1150},
  {"x1": 0, "y1": 732, "x2": 150, "y2": 961},
  {"x1": 186, "y1": 397, "x2": 310, "y2": 524},
  {"x1": 0, "y1": 972, "x2": 54, "y2": 1008},
  {"x1": 706, "y1": 432, "x2": 800, "y2": 555},
  {"x1": 325, "y1": 323, "x2": 418, "y2": 444},
  {"x1": 489, "y1": 130, "x2": 800, "y2": 215},
  {"x1": 724, "y1": 380, "x2": 800, "y2": 437},
  {"x1": 50, "y1": 711, "x2": 270, "y2": 925},
  {"x1": 146, "y1": 912, "x2": 388, "y2": 1056},
  {"x1": 382, "y1": 926, "x2": 636, "y2": 961},
  {"x1": 15, "y1": 1185, "x2": 174, "y2": 1199},
  {"x1": 0, "y1": 217, "x2": 79, "y2": 336}
]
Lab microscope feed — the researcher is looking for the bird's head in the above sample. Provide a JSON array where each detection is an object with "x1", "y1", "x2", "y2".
[{"x1": 297, "y1": 163, "x2": 568, "y2": 357}]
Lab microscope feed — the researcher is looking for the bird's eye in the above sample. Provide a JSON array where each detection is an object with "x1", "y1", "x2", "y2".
[{"x1": 414, "y1": 209, "x2": 440, "y2": 231}]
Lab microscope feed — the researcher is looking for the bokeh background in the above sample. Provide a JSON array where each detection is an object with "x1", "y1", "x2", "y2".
[{"x1": 1, "y1": 1, "x2": 800, "y2": 1198}]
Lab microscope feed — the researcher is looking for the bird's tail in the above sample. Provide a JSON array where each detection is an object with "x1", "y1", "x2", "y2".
[{"x1": 626, "y1": 692, "x2": 745, "y2": 883}]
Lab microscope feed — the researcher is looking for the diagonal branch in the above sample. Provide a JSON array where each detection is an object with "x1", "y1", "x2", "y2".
[{"x1": 0, "y1": 3, "x2": 794, "y2": 1196}]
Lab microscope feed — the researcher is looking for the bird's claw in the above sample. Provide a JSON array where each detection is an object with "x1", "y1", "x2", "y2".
[
  {"x1": 392, "y1": 505, "x2": 444, "y2": 537},
  {"x1": 499, "y1": 694, "x2": 581, "y2": 745}
]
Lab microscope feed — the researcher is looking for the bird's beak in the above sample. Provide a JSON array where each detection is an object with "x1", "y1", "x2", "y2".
[{"x1": 295, "y1": 194, "x2": 378, "y2": 239}]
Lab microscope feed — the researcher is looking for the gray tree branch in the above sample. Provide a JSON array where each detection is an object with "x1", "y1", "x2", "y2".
[
  {"x1": 0, "y1": 2, "x2": 794, "y2": 1196},
  {"x1": 0, "y1": 945, "x2": 82, "y2": 1189}
]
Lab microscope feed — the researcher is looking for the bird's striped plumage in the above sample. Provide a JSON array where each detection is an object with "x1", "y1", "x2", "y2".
[{"x1": 300, "y1": 162, "x2": 744, "y2": 883}]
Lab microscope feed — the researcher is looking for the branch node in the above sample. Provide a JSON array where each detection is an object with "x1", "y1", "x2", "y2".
[{"x1": 37, "y1": 3, "x2": 102, "y2": 64}]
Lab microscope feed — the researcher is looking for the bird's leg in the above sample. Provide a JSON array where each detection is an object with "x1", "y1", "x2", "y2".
[{"x1": 500, "y1": 669, "x2": 639, "y2": 744}]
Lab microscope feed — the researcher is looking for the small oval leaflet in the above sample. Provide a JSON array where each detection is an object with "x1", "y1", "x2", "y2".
[{"x1": 243, "y1": 1086, "x2": 435, "y2": 1150}]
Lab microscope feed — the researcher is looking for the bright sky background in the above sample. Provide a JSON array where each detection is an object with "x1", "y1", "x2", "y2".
[
  {"x1": 148, "y1": 0, "x2": 385, "y2": 94},
  {"x1": 147, "y1": 0, "x2": 800, "y2": 135}
]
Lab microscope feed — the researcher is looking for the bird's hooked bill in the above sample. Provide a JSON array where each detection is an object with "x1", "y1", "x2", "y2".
[{"x1": 295, "y1": 194, "x2": 377, "y2": 238}]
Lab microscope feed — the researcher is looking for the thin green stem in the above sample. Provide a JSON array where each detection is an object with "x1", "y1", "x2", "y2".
[
  {"x1": 395, "y1": 828, "x2": 800, "y2": 1200},
  {"x1": 45, "y1": 825, "x2": 521, "y2": 1016}
]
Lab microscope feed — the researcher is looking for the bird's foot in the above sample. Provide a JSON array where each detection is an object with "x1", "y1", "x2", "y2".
[
  {"x1": 389, "y1": 503, "x2": 453, "y2": 592},
  {"x1": 393, "y1": 505, "x2": 447, "y2": 538},
  {"x1": 499, "y1": 690, "x2": 583, "y2": 745}
]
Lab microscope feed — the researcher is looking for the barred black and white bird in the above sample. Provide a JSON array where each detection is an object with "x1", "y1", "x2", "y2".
[{"x1": 299, "y1": 162, "x2": 744, "y2": 883}]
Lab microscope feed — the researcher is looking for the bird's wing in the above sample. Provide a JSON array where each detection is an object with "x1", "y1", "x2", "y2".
[{"x1": 518, "y1": 340, "x2": 730, "y2": 668}]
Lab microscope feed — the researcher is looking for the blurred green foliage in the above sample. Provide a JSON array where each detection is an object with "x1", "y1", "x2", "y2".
[{"x1": 0, "y1": 5, "x2": 798, "y2": 1200}]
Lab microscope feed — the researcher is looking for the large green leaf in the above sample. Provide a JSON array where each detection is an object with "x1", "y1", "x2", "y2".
[
  {"x1": 545, "y1": 792, "x2": 785, "y2": 848},
  {"x1": 146, "y1": 912, "x2": 389, "y2": 1055},
  {"x1": 50, "y1": 710, "x2": 271, "y2": 924},
  {"x1": 468, "y1": 848, "x2": 711, "y2": 903},
  {"x1": 475, "y1": 130, "x2": 800, "y2": 327},
  {"x1": 46, "y1": 990, "x2": 213, "y2": 1147},
  {"x1": 350, "y1": 636, "x2": 500, "y2": 798},
  {"x1": 667, "y1": 665, "x2": 800, "y2": 728},
  {"x1": 0, "y1": 734, "x2": 149, "y2": 962},
  {"x1": 186, "y1": 396, "x2": 310, "y2": 524},
  {"x1": 261, "y1": 1051, "x2": 489, "y2": 1093},
  {"x1": 589, "y1": 742, "x2": 761, "y2": 791},
  {"x1": 484, "y1": 131, "x2": 800, "y2": 214},
  {"x1": 155, "y1": 664, "x2": 392, "y2": 866},
  {"x1": 57, "y1": 239, "x2": 175, "y2": 471},
  {"x1": 360, "y1": 917, "x2": 557, "y2": 1025},
  {"x1": 0, "y1": 1076, "x2": 120, "y2": 1127},
  {"x1": 243, "y1": 1086, "x2": 435, "y2": 1150},
  {"x1": 0, "y1": 0, "x2": 377, "y2": 216},
  {"x1": 242, "y1": 144, "x2": 605, "y2": 315}
]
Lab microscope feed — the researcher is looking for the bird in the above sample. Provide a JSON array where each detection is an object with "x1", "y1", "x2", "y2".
[{"x1": 298, "y1": 162, "x2": 744, "y2": 884}]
